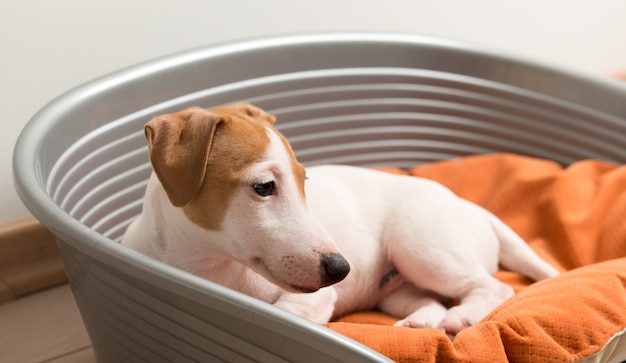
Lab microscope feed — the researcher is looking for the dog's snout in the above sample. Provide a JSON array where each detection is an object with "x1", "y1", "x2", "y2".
[{"x1": 320, "y1": 253, "x2": 350, "y2": 285}]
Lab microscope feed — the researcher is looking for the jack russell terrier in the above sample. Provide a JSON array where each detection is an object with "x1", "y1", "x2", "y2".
[{"x1": 122, "y1": 103, "x2": 559, "y2": 336}]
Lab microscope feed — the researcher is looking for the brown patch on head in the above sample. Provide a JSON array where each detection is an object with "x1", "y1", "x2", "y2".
[
  {"x1": 145, "y1": 103, "x2": 303, "y2": 230},
  {"x1": 183, "y1": 109, "x2": 271, "y2": 230}
]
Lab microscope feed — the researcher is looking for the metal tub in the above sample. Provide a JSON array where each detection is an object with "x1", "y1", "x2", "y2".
[{"x1": 13, "y1": 33, "x2": 626, "y2": 362}]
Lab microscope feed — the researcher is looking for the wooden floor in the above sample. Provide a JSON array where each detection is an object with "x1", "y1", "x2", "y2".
[{"x1": 0, "y1": 284, "x2": 96, "y2": 363}]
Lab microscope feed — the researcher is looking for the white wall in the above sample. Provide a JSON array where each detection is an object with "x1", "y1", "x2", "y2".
[{"x1": 3, "y1": 0, "x2": 626, "y2": 224}]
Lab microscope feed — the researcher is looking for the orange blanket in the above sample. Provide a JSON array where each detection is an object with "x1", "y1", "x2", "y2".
[{"x1": 326, "y1": 154, "x2": 626, "y2": 362}]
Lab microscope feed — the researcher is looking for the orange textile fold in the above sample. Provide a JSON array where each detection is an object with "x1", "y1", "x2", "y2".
[{"x1": 326, "y1": 154, "x2": 626, "y2": 362}]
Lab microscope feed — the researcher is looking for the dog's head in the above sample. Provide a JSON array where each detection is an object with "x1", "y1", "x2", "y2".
[{"x1": 144, "y1": 103, "x2": 349, "y2": 293}]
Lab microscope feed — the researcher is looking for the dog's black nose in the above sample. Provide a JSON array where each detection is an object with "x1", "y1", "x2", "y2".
[{"x1": 319, "y1": 253, "x2": 350, "y2": 285}]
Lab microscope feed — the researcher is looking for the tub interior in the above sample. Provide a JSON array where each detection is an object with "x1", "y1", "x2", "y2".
[{"x1": 45, "y1": 67, "x2": 625, "y2": 242}]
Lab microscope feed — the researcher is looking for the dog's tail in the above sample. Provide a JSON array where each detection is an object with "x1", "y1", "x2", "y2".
[{"x1": 488, "y1": 212, "x2": 559, "y2": 281}]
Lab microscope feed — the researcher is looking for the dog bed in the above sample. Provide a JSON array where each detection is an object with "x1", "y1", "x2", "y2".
[
  {"x1": 13, "y1": 33, "x2": 626, "y2": 362},
  {"x1": 328, "y1": 154, "x2": 626, "y2": 362}
]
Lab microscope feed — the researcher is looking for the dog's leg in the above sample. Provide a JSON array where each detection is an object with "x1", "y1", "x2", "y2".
[
  {"x1": 380, "y1": 193, "x2": 516, "y2": 335},
  {"x1": 274, "y1": 287, "x2": 338, "y2": 324},
  {"x1": 439, "y1": 275, "x2": 514, "y2": 336},
  {"x1": 377, "y1": 284, "x2": 448, "y2": 329}
]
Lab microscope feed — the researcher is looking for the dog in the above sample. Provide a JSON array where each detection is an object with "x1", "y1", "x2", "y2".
[{"x1": 122, "y1": 103, "x2": 559, "y2": 336}]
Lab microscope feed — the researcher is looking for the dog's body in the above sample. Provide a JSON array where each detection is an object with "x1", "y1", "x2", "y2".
[{"x1": 122, "y1": 103, "x2": 558, "y2": 336}]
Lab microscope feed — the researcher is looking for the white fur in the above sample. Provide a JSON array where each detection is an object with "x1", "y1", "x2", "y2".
[{"x1": 123, "y1": 125, "x2": 559, "y2": 336}]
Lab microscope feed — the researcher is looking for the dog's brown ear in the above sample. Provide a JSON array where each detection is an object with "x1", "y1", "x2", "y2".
[{"x1": 145, "y1": 108, "x2": 223, "y2": 207}]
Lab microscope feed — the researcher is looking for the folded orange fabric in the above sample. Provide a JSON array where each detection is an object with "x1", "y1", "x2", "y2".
[{"x1": 326, "y1": 154, "x2": 626, "y2": 362}]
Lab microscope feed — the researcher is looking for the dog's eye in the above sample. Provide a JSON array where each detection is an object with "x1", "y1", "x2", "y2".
[{"x1": 253, "y1": 181, "x2": 275, "y2": 197}]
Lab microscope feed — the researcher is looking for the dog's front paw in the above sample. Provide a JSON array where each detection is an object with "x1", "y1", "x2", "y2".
[
  {"x1": 309, "y1": 287, "x2": 338, "y2": 323},
  {"x1": 274, "y1": 287, "x2": 338, "y2": 324}
]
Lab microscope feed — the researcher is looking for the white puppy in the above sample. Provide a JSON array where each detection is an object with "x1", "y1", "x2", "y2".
[{"x1": 122, "y1": 103, "x2": 558, "y2": 336}]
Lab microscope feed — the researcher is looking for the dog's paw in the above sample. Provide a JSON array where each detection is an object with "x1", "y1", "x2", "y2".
[
  {"x1": 274, "y1": 287, "x2": 338, "y2": 324},
  {"x1": 394, "y1": 304, "x2": 447, "y2": 329},
  {"x1": 394, "y1": 318, "x2": 443, "y2": 330},
  {"x1": 440, "y1": 318, "x2": 473, "y2": 338},
  {"x1": 439, "y1": 307, "x2": 475, "y2": 337},
  {"x1": 310, "y1": 287, "x2": 338, "y2": 323}
]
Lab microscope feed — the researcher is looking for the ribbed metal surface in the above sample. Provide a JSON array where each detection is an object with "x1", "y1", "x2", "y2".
[
  {"x1": 13, "y1": 33, "x2": 626, "y2": 362},
  {"x1": 49, "y1": 68, "x2": 626, "y2": 242}
]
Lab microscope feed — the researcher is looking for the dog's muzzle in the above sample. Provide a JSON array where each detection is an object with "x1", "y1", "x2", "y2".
[{"x1": 319, "y1": 253, "x2": 350, "y2": 286}]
